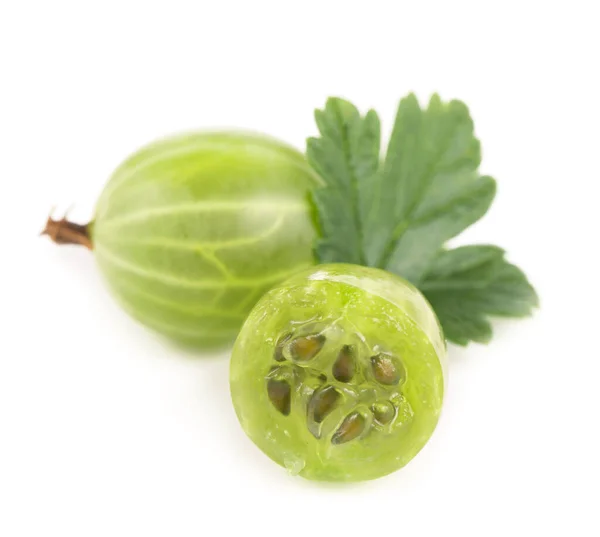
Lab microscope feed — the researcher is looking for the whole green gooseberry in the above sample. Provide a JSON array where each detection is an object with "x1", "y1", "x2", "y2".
[{"x1": 43, "y1": 131, "x2": 321, "y2": 347}]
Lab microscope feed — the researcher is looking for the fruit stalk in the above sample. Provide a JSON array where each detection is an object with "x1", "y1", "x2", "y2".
[{"x1": 42, "y1": 215, "x2": 93, "y2": 250}]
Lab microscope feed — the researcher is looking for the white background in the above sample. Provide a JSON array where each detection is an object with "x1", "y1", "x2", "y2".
[{"x1": 1, "y1": 1, "x2": 599, "y2": 536}]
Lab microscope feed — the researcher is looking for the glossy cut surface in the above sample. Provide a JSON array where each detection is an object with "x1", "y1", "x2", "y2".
[
  {"x1": 230, "y1": 264, "x2": 447, "y2": 482},
  {"x1": 92, "y1": 131, "x2": 321, "y2": 347}
]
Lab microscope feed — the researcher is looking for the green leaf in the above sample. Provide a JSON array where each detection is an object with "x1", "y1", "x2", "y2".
[
  {"x1": 306, "y1": 93, "x2": 538, "y2": 346},
  {"x1": 364, "y1": 94, "x2": 496, "y2": 282},
  {"x1": 308, "y1": 94, "x2": 496, "y2": 284},
  {"x1": 307, "y1": 99, "x2": 380, "y2": 265},
  {"x1": 420, "y1": 246, "x2": 539, "y2": 345}
]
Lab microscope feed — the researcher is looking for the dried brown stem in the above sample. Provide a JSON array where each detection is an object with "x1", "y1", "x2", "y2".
[{"x1": 41, "y1": 215, "x2": 93, "y2": 250}]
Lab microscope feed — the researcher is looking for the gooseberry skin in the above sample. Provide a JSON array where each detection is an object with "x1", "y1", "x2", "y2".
[
  {"x1": 91, "y1": 131, "x2": 321, "y2": 347},
  {"x1": 230, "y1": 264, "x2": 447, "y2": 482}
]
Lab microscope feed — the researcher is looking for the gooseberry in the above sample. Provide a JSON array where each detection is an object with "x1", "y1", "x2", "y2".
[
  {"x1": 230, "y1": 264, "x2": 447, "y2": 482},
  {"x1": 43, "y1": 131, "x2": 320, "y2": 347}
]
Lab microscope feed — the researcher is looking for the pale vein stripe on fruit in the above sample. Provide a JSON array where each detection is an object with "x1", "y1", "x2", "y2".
[
  {"x1": 96, "y1": 243, "x2": 310, "y2": 289},
  {"x1": 198, "y1": 249, "x2": 232, "y2": 279},
  {"x1": 208, "y1": 287, "x2": 226, "y2": 307},
  {"x1": 233, "y1": 287, "x2": 264, "y2": 314},
  {"x1": 98, "y1": 213, "x2": 286, "y2": 252},
  {"x1": 98, "y1": 200, "x2": 305, "y2": 229},
  {"x1": 100, "y1": 232, "x2": 234, "y2": 280},
  {"x1": 101, "y1": 135, "x2": 310, "y2": 201},
  {"x1": 101, "y1": 139, "x2": 239, "y2": 200},
  {"x1": 100, "y1": 152, "x2": 231, "y2": 210},
  {"x1": 111, "y1": 278, "x2": 246, "y2": 319},
  {"x1": 131, "y1": 311, "x2": 239, "y2": 339}
]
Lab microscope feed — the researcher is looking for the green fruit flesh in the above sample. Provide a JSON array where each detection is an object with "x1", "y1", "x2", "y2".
[
  {"x1": 230, "y1": 264, "x2": 446, "y2": 482},
  {"x1": 92, "y1": 131, "x2": 320, "y2": 347}
]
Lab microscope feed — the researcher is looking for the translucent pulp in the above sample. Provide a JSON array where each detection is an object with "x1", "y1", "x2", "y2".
[{"x1": 230, "y1": 264, "x2": 446, "y2": 482}]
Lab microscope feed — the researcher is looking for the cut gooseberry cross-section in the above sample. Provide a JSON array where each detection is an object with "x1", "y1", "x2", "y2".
[{"x1": 230, "y1": 264, "x2": 446, "y2": 482}]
